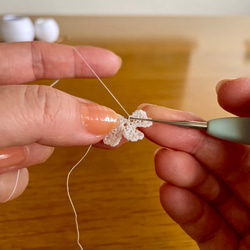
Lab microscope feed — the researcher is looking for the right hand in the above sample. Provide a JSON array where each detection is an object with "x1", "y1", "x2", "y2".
[{"x1": 139, "y1": 78, "x2": 250, "y2": 250}]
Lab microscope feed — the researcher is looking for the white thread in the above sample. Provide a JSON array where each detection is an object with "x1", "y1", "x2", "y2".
[
  {"x1": 49, "y1": 46, "x2": 130, "y2": 250},
  {"x1": 66, "y1": 145, "x2": 92, "y2": 250},
  {"x1": 49, "y1": 79, "x2": 60, "y2": 87},
  {"x1": 3, "y1": 169, "x2": 21, "y2": 203},
  {"x1": 51, "y1": 79, "x2": 91, "y2": 250},
  {"x1": 3, "y1": 46, "x2": 131, "y2": 249},
  {"x1": 72, "y1": 47, "x2": 130, "y2": 117},
  {"x1": 50, "y1": 47, "x2": 129, "y2": 116}
]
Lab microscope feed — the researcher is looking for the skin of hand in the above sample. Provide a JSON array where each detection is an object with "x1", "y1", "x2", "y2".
[
  {"x1": 0, "y1": 41, "x2": 122, "y2": 203},
  {"x1": 139, "y1": 78, "x2": 250, "y2": 250},
  {"x1": 3, "y1": 42, "x2": 250, "y2": 249}
]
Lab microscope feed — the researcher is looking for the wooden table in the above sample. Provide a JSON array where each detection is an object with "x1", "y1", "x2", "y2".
[{"x1": 1, "y1": 16, "x2": 250, "y2": 250}]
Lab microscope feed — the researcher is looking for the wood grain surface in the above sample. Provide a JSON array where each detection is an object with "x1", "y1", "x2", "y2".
[{"x1": 1, "y1": 16, "x2": 250, "y2": 250}]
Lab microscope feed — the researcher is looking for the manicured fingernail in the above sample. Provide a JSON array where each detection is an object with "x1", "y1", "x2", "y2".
[
  {"x1": 0, "y1": 147, "x2": 27, "y2": 169},
  {"x1": 80, "y1": 103, "x2": 119, "y2": 135}
]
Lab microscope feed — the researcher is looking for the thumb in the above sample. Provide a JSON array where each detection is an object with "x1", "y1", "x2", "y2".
[
  {"x1": 0, "y1": 85, "x2": 118, "y2": 148},
  {"x1": 216, "y1": 77, "x2": 250, "y2": 117}
]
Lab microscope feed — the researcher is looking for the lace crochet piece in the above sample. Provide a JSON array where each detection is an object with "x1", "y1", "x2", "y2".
[{"x1": 103, "y1": 109, "x2": 153, "y2": 147}]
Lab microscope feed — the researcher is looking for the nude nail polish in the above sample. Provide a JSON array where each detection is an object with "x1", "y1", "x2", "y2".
[
  {"x1": 0, "y1": 147, "x2": 27, "y2": 169},
  {"x1": 80, "y1": 103, "x2": 118, "y2": 135}
]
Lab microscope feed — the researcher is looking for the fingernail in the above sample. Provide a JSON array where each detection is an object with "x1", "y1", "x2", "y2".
[
  {"x1": 154, "y1": 147, "x2": 174, "y2": 157},
  {"x1": 137, "y1": 103, "x2": 201, "y2": 121},
  {"x1": 216, "y1": 79, "x2": 236, "y2": 93},
  {"x1": 80, "y1": 103, "x2": 119, "y2": 135},
  {"x1": 116, "y1": 54, "x2": 122, "y2": 68},
  {"x1": 137, "y1": 103, "x2": 156, "y2": 110},
  {"x1": 112, "y1": 52, "x2": 122, "y2": 69},
  {"x1": 0, "y1": 147, "x2": 27, "y2": 169}
]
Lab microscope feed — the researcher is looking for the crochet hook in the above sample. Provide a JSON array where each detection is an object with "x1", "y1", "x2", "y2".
[{"x1": 129, "y1": 117, "x2": 250, "y2": 145}]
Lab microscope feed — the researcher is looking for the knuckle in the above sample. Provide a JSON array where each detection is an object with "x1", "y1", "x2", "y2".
[
  {"x1": 23, "y1": 85, "x2": 62, "y2": 127},
  {"x1": 30, "y1": 42, "x2": 45, "y2": 80}
]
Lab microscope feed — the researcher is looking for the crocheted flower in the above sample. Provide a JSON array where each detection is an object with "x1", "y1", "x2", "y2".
[{"x1": 103, "y1": 110, "x2": 152, "y2": 147}]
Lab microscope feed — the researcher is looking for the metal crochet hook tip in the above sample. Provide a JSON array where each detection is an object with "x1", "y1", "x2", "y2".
[
  {"x1": 128, "y1": 117, "x2": 208, "y2": 130},
  {"x1": 128, "y1": 116, "x2": 250, "y2": 145}
]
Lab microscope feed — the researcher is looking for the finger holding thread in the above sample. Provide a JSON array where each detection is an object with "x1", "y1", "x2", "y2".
[
  {"x1": 0, "y1": 42, "x2": 124, "y2": 209},
  {"x1": 0, "y1": 41, "x2": 122, "y2": 85},
  {"x1": 0, "y1": 144, "x2": 54, "y2": 174},
  {"x1": 0, "y1": 168, "x2": 29, "y2": 203},
  {"x1": 0, "y1": 85, "x2": 119, "y2": 148}
]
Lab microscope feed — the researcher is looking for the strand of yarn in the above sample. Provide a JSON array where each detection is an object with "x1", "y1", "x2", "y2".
[
  {"x1": 50, "y1": 46, "x2": 130, "y2": 250},
  {"x1": 49, "y1": 79, "x2": 60, "y2": 87},
  {"x1": 66, "y1": 144, "x2": 92, "y2": 250},
  {"x1": 2, "y1": 169, "x2": 21, "y2": 203},
  {"x1": 6, "y1": 46, "x2": 149, "y2": 249},
  {"x1": 72, "y1": 48, "x2": 152, "y2": 147},
  {"x1": 3, "y1": 46, "x2": 132, "y2": 249},
  {"x1": 49, "y1": 79, "x2": 88, "y2": 250},
  {"x1": 72, "y1": 47, "x2": 129, "y2": 117}
]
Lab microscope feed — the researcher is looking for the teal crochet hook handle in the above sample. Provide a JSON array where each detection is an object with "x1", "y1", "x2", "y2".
[
  {"x1": 207, "y1": 117, "x2": 250, "y2": 145},
  {"x1": 129, "y1": 116, "x2": 250, "y2": 145}
]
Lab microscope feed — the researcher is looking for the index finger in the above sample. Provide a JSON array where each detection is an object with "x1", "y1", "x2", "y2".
[{"x1": 0, "y1": 41, "x2": 122, "y2": 85}]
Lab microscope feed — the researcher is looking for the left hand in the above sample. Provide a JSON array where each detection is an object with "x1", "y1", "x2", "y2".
[{"x1": 0, "y1": 41, "x2": 122, "y2": 202}]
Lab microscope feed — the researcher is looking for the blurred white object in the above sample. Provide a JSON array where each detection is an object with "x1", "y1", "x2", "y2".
[
  {"x1": 35, "y1": 18, "x2": 59, "y2": 43},
  {"x1": 0, "y1": 15, "x2": 35, "y2": 42}
]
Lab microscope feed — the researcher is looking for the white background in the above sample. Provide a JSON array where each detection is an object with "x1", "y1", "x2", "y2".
[{"x1": 0, "y1": 0, "x2": 250, "y2": 15}]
